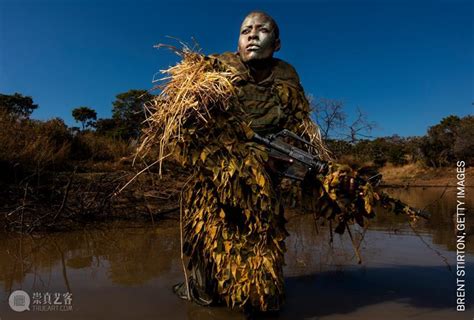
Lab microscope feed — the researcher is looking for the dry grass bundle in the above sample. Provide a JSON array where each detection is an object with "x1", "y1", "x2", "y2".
[
  {"x1": 137, "y1": 44, "x2": 236, "y2": 175},
  {"x1": 302, "y1": 117, "x2": 332, "y2": 161}
]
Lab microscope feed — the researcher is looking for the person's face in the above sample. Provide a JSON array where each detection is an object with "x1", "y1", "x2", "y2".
[{"x1": 238, "y1": 14, "x2": 280, "y2": 63}]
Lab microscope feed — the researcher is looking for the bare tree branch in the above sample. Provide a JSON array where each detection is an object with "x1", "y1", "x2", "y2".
[
  {"x1": 309, "y1": 95, "x2": 346, "y2": 140},
  {"x1": 345, "y1": 108, "x2": 377, "y2": 143}
]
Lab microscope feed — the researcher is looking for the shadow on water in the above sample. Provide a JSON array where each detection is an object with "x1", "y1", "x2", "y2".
[
  {"x1": 281, "y1": 264, "x2": 474, "y2": 319},
  {"x1": 0, "y1": 187, "x2": 472, "y2": 319}
]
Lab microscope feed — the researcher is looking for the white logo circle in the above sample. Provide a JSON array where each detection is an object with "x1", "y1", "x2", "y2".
[{"x1": 8, "y1": 290, "x2": 30, "y2": 312}]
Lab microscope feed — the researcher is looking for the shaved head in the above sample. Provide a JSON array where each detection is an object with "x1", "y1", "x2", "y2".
[
  {"x1": 245, "y1": 11, "x2": 280, "y2": 39},
  {"x1": 238, "y1": 11, "x2": 281, "y2": 63}
]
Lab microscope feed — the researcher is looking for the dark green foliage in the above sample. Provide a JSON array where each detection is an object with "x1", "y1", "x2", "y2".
[
  {"x1": 72, "y1": 106, "x2": 97, "y2": 130},
  {"x1": 418, "y1": 115, "x2": 473, "y2": 167},
  {"x1": 94, "y1": 118, "x2": 120, "y2": 137},
  {"x1": 325, "y1": 115, "x2": 473, "y2": 167},
  {"x1": 325, "y1": 139, "x2": 353, "y2": 159},
  {"x1": 402, "y1": 136, "x2": 424, "y2": 163},
  {"x1": 453, "y1": 116, "x2": 474, "y2": 164},
  {"x1": 0, "y1": 92, "x2": 38, "y2": 118},
  {"x1": 345, "y1": 137, "x2": 407, "y2": 167},
  {"x1": 111, "y1": 89, "x2": 154, "y2": 140}
]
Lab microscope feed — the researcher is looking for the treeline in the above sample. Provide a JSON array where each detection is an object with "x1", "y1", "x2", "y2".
[
  {"x1": 0, "y1": 90, "x2": 153, "y2": 176},
  {"x1": 325, "y1": 115, "x2": 473, "y2": 168},
  {"x1": 311, "y1": 97, "x2": 473, "y2": 168},
  {"x1": 1, "y1": 92, "x2": 472, "y2": 176},
  {"x1": 70, "y1": 90, "x2": 154, "y2": 140},
  {"x1": 1, "y1": 92, "x2": 470, "y2": 231}
]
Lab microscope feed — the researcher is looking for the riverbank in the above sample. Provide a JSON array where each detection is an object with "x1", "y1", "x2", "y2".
[
  {"x1": 380, "y1": 163, "x2": 473, "y2": 187},
  {"x1": 0, "y1": 161, "x2": 188, "y2": 233},
  {"x1": 2, "y1": 159, "x2": 471, "y2": 232}
]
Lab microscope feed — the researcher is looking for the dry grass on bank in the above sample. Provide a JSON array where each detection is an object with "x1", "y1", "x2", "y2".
[
  {"x1": 380, "y1": 163, "x2": 472, "y2": 187},
  {"x1": 0, "y1": 112, "x2": 71, "y2": 169},
  {"x1": 0, "y1": 110, "x2": 134, "y2": 174}
]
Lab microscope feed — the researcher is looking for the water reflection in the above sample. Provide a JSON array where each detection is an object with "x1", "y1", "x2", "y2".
[
  {"x1": 0, "y1": 187, "x2": 472, "y2": 319},
  {"x1": 378, "y1": 187, "x2": 474, "y2": 252},
  {"x1": 0, "y1": 221, "x2": 179, "y2": 292}
]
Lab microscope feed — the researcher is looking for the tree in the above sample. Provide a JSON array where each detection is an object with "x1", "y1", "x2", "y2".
[
  {"x1": 94, "y1": 118, "x2": 119, "y2": 136},
  {"x1": 420, "y1": 115, "x2": 461, "y2": 167},
  {"x1": 403, "y1": 136, "x2": 424, "y2": 163},
  {"x1": 453, "y1": 116, "x2": 474, "y2": 165},
  {"x1": 112, "y1": 89, "x2": 154, "y2": 140},
  {"x1": 311, "y1": 97, "x2": 375, "y2": 143},
  {"x1": 325, "y1": 139, "x2": 353, "y2": 160},
  {"x1": 311, "y1": 96, "x2": 346, "y2": 140},
  {"x1": 346, "y1": 108, "x2": 376, "y2": 144},
  {"x1": 72, "y1": 106, "x2": 97, "y2": 130},
  {"x1": 0, "y1": 92, "x2": 38, "y2": 118}
]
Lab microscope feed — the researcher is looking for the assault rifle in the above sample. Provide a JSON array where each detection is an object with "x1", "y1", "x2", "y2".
[{"x1": 252, "y1": 129, "x2": 430, "y2": 219}]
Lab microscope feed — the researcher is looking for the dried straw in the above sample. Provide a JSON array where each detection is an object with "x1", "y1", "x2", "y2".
[
  {"x1": 137, "y1": 43, "x2": 330, "y2": 173},
  {"x1": 302, "y1": 117, "x2": 332, "y2": 161},
  {"x1": 137, "y1": 44, "x2": 236, "y2": 175}
]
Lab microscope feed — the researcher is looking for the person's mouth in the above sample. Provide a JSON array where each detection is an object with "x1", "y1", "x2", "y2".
[{"x1": 246, "y1": 44, "x2": 260, "y2": 51}]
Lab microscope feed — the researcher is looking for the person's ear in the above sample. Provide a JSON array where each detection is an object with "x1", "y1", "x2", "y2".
[{"x1": 274, "y1": 38, "x2": 281, "y2": 52}]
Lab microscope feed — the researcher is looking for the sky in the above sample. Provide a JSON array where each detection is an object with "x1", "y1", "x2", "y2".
[{"x1": 0, "y1": 0, "x2": 472, "y2": 137}]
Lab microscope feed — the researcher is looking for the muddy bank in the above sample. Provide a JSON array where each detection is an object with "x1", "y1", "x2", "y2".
[
  {"x1": 0, "y1": 163, "x2": 188, "y2": 233},
  {"x1": 2, "y1": 160, "x2": 470, "y2": 232}
]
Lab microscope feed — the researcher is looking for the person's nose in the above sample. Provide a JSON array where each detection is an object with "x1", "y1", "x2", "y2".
[{"x1": 248, "y1": 28, "x2": 259, "y2": 41}]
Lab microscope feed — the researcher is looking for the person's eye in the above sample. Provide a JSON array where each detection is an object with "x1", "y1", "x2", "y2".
[
  {"x1": 260, "y1": 28, "x2": 269, "y2": 33},
  {"x1": 241, "y1": 29, "x2": 250, "y2": 35}
]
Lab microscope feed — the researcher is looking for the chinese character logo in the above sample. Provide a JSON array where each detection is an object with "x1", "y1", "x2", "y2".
[{"x1": 8, "y1": 290, "x2": 31, "y2": 312}]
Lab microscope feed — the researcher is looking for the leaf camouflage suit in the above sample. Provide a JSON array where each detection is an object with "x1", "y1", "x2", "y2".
[{"x1": 144, "y1": 51, "x2": 385, "y2": 312}]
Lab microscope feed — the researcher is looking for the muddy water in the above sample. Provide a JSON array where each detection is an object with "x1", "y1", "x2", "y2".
[{"x1": 0, "y1": 187, "x2": 473, "y2": 319}]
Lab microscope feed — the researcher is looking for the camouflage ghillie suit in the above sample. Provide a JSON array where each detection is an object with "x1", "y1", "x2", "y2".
[
  {"x1": 149, "y1": 11, "x2": 420, "y2": 316},
  {"x1": 175, "y1": 52, "x2": 313, "y2": 311}
]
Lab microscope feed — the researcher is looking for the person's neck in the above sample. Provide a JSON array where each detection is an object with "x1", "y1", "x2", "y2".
[{"x1": 246, "y1": 58, "x2": 273, "y2": 83}]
